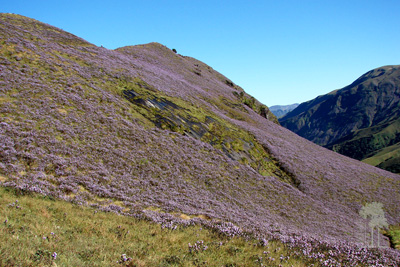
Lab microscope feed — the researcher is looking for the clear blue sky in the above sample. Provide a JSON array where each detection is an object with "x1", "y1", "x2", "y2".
[{"x1": 3, "y1": 0, "x2": 400, "y2": 106}]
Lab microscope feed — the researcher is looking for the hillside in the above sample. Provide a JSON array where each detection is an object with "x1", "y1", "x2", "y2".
[
  {"x1": 1, "y1": 14, "x2": 400, "y2": 264},
  {"x1": 280, "y1": 65, "x2": 400, "y2": 173}
]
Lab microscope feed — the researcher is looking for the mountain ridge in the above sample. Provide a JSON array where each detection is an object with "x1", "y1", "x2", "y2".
[
  {"x1": 1, "y1": 14, "x2": 400, "y2": 263},
  {"x1": 280, "y1": 65, "x2": 400, "y2": 173},
  {"x1": 269, "y1": 103, "x2": 299, "y2": 118}
]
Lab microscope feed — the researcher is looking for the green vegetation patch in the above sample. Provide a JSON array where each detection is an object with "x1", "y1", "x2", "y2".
[
  {"x1": 0, "y1": 186, "x2": 307, "y2": 266},
  {"x1": 362, "y1": 142, "x2": 400, "y2": 172},
  {"x1": 117, "y1": 77, "x2": 294, "y2": 184},
  {"x1": 386, "y1": 225, "x2": 400, "y2": 250}
]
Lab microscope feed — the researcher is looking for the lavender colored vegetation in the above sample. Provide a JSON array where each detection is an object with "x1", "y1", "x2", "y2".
[{"x1": 0, "y1": 13, "x2": 400, "y2": 265}]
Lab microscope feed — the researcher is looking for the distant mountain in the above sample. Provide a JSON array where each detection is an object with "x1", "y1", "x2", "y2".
[
  {"x1": 269, "y1": 103, "x2": 299, "y2": 118},
  {"x1": 1, "y1": 14, "x2": 400, "y2": 264},
  {"x1": 280, "y1": 65, "x2": 400, "y2": 173}
]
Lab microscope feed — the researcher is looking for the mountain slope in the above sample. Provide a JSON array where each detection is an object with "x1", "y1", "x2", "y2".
[
  {"x1": 363, "y1": 142, "x2": 400, "y2": 173},
  {"x1": 1, "y1": 14, "x2": 400, "y2": 262},
  {"x1": 280, "y1": 65, "x2": 400, "y2": 173},
  {"x1": 269, "y1": 103, "x2": 299, "y2": 118},
  {"x1": 326, "y1": 116, "x2": 400, "y2": 172}
]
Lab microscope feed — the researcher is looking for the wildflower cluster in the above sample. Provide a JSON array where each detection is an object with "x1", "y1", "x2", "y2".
[
  {"x1": 188, "y1": 240, "x2": 208, "y2": 254},
  {"x1": 278, "y1": 233, "x2": 400, "y2": 266},
  {"x1": 161, "y1": 221, "x2": 178, "y2": 230},
  {"x1": 118, "y1": 254, "x2": 132, "y2": 264},
  {"x1": 7, "y1": 200, "x2": 21, "y2": 209}
]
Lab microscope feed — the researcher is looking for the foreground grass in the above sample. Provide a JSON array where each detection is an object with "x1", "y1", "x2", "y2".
[{"x1": 0, "y1": 187, "x2": 308, "y2": 267}]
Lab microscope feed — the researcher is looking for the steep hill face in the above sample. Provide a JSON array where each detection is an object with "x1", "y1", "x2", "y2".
[
  {"x1": 280, "y1": 65, "x2": 400, "y2": 173},
  {"x1": 1, "y1": 13, "x2": 400, "y2": 253}
]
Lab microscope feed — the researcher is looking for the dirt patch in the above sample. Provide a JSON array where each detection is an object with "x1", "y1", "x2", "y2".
[{"x1": 0, "y1": 175, "x2": 7, "y2": 182}]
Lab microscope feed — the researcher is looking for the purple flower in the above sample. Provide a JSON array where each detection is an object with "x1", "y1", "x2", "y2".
[
  {"x1": 52, "y1": 252, "x2": 57, "y2": 260},
  {"x1": 119, "y1": 254, "x2": 132, "y2": 263}
]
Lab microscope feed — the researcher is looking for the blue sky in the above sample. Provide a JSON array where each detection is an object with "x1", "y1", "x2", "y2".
[{"x1": 3, "y1": 0, "x2": 400, "y2": 106}]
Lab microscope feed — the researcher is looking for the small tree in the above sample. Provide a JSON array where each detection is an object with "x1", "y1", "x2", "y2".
[{"x1": 172, "y1": 48, "x2": 177, "y2": 53}]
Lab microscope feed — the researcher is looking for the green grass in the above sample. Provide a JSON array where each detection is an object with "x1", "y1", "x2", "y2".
[
  {"x1": 0, "y1": 186, "x2": 309, "y2": 267},
  {"x1": 362, "y1": 142, "x2": 400, "y2": 166},
  {"x1": 387, "y1": 225, "x2": 400, "y2": 250}
]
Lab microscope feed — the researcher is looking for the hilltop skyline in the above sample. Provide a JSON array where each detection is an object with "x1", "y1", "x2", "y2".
[{"x1": 3, "y1": 0, "x2": 400, "y2": 106}]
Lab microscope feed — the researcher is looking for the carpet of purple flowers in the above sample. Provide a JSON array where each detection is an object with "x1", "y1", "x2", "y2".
[{"x1": 1, "y1": 13, "x2": 400, "y2": 265}]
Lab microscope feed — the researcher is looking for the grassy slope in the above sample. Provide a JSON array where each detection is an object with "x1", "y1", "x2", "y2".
[
  {"x1": 3, "y1": 187, "x2": 400, "y2": 267},
  {"x1": 363, "y1": 143, "x2": 400, "y2": 167},
  {"x1": 0, "y1": 186, "x2": 309, "y2": 267}
]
